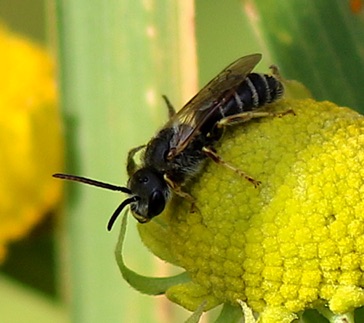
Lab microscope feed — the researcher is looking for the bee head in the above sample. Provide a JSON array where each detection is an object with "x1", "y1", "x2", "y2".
[
  {"x1": 52, "y1": 170, "x2": 169, "y2": 231},
  {"x1": 127, "y1": 168, "x2": 169, "y2": 224}
]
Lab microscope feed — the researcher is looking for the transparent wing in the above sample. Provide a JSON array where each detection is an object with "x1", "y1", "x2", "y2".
[{"x1": 167, "y1": 53, "x2": 262, "y2": 157}]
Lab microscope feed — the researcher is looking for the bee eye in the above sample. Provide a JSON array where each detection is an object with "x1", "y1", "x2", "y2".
[
  {"x1": 148, "y1": 190, "x2": 166, "y2": 217},
  {"x1": 139, "y1": 176, "x2": 149, "y2": 183}
]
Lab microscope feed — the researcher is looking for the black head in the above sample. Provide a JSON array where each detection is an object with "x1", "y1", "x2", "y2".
[
  {"x1": 52, "y1": 169, "x2": 169, "y2": 231},
  {"x1": 127, "y1": 168, "x2": 170, "y2": 223}
]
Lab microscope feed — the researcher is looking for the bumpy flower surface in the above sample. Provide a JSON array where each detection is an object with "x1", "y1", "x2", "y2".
[
  {"x1": 0, "y1": 27, "x2": 63, "y2": 262},
  {"x1": 138, "y1": 98, "x2": 364, "y2": 322}
]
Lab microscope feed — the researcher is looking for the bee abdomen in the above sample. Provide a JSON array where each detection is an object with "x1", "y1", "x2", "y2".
[
  {"x1": 223, "y1": 73, "x2": 284, "y2": 118},
  {"x1": 241, "y1": 73, "x2": 283, "y2": 108},
  {"x1": 250, "y1": 73, "x2": 283, "y2": 104}
]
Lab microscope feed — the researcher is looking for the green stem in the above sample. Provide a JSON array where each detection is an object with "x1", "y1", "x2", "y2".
[{"x1": 54, "y1": 0, "x2": 196, "y2": 322}]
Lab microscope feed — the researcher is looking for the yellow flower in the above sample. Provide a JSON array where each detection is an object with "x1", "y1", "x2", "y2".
[
  {"x1": 136, "y1": 98, "x2": 364, "y2": 322},
  {"x1": 0, "y1": 27, "x2": 63, "y2": 263}
]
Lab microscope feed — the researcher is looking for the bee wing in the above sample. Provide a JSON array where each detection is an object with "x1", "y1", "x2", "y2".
[{"x1": 167, "y1": 53, "x2": 262, "y2": 157}]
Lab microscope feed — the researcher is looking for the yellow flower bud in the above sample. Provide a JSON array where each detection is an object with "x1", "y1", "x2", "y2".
[{"x1": 138, "y1": 98, "x2": 364, "y2": 322}]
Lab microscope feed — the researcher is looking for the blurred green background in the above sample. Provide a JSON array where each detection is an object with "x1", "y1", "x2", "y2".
[{"x1": 1, "y1": 0, "x2": 364, "y2": 322}]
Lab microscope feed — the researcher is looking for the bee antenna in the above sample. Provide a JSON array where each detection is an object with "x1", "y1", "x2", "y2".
[
  {"x1": 107, "y1": 196, "x2": 140, "y2": 231},
  {"x1": 53, "y1": 173, "x2": 131, "y2": 194}
]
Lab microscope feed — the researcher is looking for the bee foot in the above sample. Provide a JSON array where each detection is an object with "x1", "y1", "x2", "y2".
[
  {"x1": 189, "y1": 202, "x2": 200, "y2": 214},
  {"x1": 276, "y1": 109, "x2": 296, "y2": 118},
  {"x1": 250, "y1": 178, "x2": 262, "y2": 188}
]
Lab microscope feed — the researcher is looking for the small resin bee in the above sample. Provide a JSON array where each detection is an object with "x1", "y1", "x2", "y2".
[{"x1": 54, "y1": 53, "x2": 289, "y2": 230}]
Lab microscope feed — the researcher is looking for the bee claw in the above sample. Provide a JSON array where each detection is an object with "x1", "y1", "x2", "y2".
[
  {"x1": 277, "y1": 109, "x2": 296, "y2": 118},
  {"x1": 252, "y1": 179, "x2": 262, "y2": 188},
  {"x1": 189, "y1": 202, "x2": 201, "y2": 214}
]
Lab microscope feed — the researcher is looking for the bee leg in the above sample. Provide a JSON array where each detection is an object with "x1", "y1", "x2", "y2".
[
  {"x1": 127, "y1": 145, "x2": 146, "y2": 176},
  {"x1": 202, "y1": 146, "x2": 261, "y2": 188},
  {"x1": 269, "y1": 64, "x2": 283, "y2": 80},
  {"x1": 163, "y1": 174, "x2": 198, "y2": 213},
  {"x1": 162, "y1": 95, "x2": 177, "y2": 118},
  {"x1": 163, "y1": 174, "x2": 195, "y2": 202},
  {"x1": 217, "y1": 109, "x2": 295, "y2": 127}
]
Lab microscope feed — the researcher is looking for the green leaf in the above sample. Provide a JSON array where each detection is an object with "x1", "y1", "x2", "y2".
[
  {"x1": 115, "y1": 213, "x2": 190, "y2": 295},
  {"x1": 251, "y1": 0, "x2": 364, "y2": 112},
  {"x1": 214, "y1": 303, "x2": 243, "y2": 323},
  {"x1": 184, "y1": 301, "x2": 206, "y2": 323}
]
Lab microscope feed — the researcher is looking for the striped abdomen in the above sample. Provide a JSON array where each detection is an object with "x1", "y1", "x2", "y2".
[
  {"x1": 198, "y1": 73, "x2": 284, "y2": 136},
  {"x1": 221, "y1": 73, "x2": 284, "y2": 118}
]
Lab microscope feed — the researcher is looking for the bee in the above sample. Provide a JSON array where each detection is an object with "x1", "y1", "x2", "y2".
[{"x1": 54, "y1": 53, "x2": 289, "y2": 230}]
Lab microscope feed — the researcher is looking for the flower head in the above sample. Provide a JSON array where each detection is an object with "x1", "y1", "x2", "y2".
[
  {"x1": 0, "y1": 26, "x2": 63, "y2": 262},
  {"x1": 132, "y1": 98, "x2": 364, "y2": 322}
]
